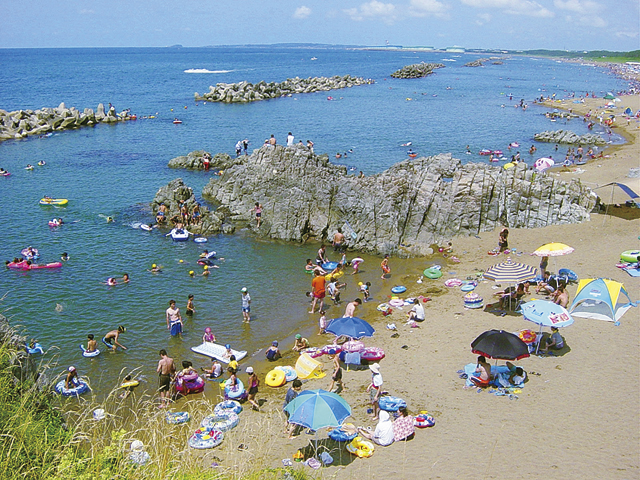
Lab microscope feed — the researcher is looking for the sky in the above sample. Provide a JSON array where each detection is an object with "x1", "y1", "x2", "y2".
[{"x1": 1, "y1": 0, "x2": 638, "y2": 51}]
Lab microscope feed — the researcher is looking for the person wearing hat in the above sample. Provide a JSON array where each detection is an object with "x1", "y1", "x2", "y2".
[
  {"x1": 265, "y1": 341, "x2": 281, "y2": 361},
  {"x1": 65, "y1": 366, "x2": 79, "y2": 390},
  {"x1": 246, "y1": 367, "x2": 260, "y2": 411},
  {"x1": 202, "y1": 265, "x2": 210, "y2": 277},
  {"x1": 366, "y1": 363, "x2": 383, "y2": 420},
  {"x1": 149, "y1": 263, "x2": 162, "y2": 273},
  {"x1": 241, "y1": 287, "x2": 251, "y2": 323},
  {"x1": 292, "y1": 334, "x2": 309, "y2": 352}
]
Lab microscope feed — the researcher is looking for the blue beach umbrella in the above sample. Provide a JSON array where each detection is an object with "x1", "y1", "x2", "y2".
[
  {"x1": 325, "y1": 316, "x2": 375, "y2": 339},
  {"x1": 519, "y1": 300, "x2": 574, "y2": 329},
  {"x1": 284, "y1": 389, "x2": 352, "y2": 431}
]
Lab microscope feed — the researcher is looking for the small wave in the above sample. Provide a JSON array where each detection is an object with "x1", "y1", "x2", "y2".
[
  {"x1": 442, "y1": 59, "x2": 456, "y2": 62},
  {"x1": 184, "y1": 68, "x2": 232, "y2": 74}
]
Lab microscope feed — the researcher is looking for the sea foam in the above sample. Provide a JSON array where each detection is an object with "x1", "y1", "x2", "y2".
[{"x1": 184, "y1": 68, "x2": 232, "y2": 74}]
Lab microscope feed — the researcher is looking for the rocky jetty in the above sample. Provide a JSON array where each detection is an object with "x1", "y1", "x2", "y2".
[
  {"x1": 390, "y1": 63, "x2": 445, "y2": 79},
  {"x1": 194, "y1": 75, "x2": 374, "y2": 104},
  {"x1": 168, "y1": 150, "x2": 241, "y2": 170},
  {"x1": 171, "y1": 144, "x2": 600, "y2": 257},
  {"x1": 151, "y1": 179, "x2": 234, "y2": 236},
  {"x1": 534, "y1": 130, "x2": 606, "y2": 145},
  {"x1": 0, "y1": 103, "x2": 136, "y2": 142},
  {"x1": 464, "y1": 58, "x2": 489, "y2": 67}
]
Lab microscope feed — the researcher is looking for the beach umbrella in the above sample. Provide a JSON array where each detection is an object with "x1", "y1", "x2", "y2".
[
  {"x1": 532, "y1": 242, "x2": 574, "y2": 257},
  {"x1": 519, "y1": 300, "x2": 573, "y2": 353},
  {"x1": 284, "y1": 389, "x2": 352, "y2": 431},
  {"x1": 534, "y1": 157, "x2": 555, "y2": 172},
  {"x1": 471, "y1": 329, "x2": 530, "y2": 361},
  {"x1": 325, "y1": 316, "x2": 375, "y2": 339},
  {"x1": 483, "y1": 257, "x2": 537, "y2": 284},
  {"x1": 603, "y1": 92, "x2": 615, "y2": 100}
]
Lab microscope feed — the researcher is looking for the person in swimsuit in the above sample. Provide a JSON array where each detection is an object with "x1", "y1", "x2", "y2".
[
  {"x1": 157, "y1": 349, "x2": 175, "y2": 408},
  {"x1": 380, "y1": 254, "x2": 390, "y2": 279},
  {"x1": 202, "y1": 327, "x2": 215, "y2": 343},
  {"x1": 332, "y1": 228, "x2": 346, "y2": 253},
  {"x1": 252, "y1": 202, "x2": 263, "y2": 228},
  {"x1": 328, "y1": 354, "x2": 344, "y2": 393},
  {"x1": 316, "y1": 245, "x2": 328, "y2": 266},
  {"x1": 103, "y1": 326, "x2": 127, "y2": 351},
  {"x1": 166, "y1": 300, "x2": 183, "y2": 336},
  {"x1": 186, "y1": 294, "x2": 195, "y2": 316},
  {"x1": 85, "y1": 334, "x2": 97, "y2": 353},
  {"x1": 65, "y1": 366, "x2": 79, "y2": 390},
  {"x1": 246, "y1": 366, "x2": 260, "y2": 410},
  {"x1": 470, "y1": 355, "x2": 491, "y2": 387}
]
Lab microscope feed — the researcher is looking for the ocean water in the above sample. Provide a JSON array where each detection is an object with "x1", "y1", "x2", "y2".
[{"x1": 0, "y1": 47, "x2": 627, "y2": 397}]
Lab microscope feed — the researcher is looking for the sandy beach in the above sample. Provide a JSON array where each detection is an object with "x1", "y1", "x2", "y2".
[{"x1": 194, "y1": 93, "x2": 639, "y2": 480}]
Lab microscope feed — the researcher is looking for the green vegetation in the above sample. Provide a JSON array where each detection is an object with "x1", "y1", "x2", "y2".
[
  {"x1": 521, "y1": 49, "x2": 640, "y2": 63},
  {"x1": 0, "y1": 318, "x2": 315, "y2": 480}
]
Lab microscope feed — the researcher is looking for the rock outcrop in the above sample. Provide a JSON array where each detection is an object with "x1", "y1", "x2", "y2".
[
  {"x1": 168, "y1": 150, "x2": 239, "y2": 170},
  {"x1": 151, "y1": 179, "x2": 233, "y2": 236},
  {"x1": 533, "y1": 130, "x2": 606, "y2": 145},
  {"x1": 194, "y1": 75, "x2": 374, "y2": 103},
  {"x1": 184, "y1": 145, "x2": 598, "y2": 257},
  {"x1": 464, "y1": 59, "x2": 488, "y2": 67},
  {"x1": 0, "y1": 103, "x2": 136, "y2": 142},
  {"x1": 390, "y1": 63, "x2": 445, "y2": 79}
]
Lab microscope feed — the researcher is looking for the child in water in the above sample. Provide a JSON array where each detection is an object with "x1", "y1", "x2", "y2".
[
  {"x1": 85, "y1": 334, "x2": 97, "y2": 353},
  {"x1": 318, "y1": 310, "x2": 327, "y2": 335},
  {"x1": 359, "y1": 281, "x2": 372, "y2": 301},
  {"x1": 202, "y1": 327, "x2": 216, "y2": 343},
  {"x1": 186, "y1": 294, "x2": 195, "y2": 316}
]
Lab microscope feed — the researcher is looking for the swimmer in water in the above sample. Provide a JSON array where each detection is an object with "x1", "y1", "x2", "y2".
[
  {"x1": 106, "y1": 216, "x2": 114, "y2": 223},
  {"x1": 61, "y1": 252, "x2": 69, "y2": 261},
  {"x1": 148, "y1": 263, "x2": 162, "y2": 273},
  {"x1": 106, "y1": 277, "x2": 117, "y2": 286}
]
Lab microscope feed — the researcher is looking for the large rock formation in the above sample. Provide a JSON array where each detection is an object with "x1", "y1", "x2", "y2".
[
  {"x1": 390, "y1": 63, "x2": 445, "y2": 79},
  {"x1": 533, "y1": 130, "x2": 606, "y2": 145},
  {"x1": 187, "y1": 145, "x2": 597, "y2": 256},
  {"x1": 194, "y1": 75, "x2": 374, "y2": 103},
  {"x1": 0, "y1": 102, "x2": 136, "y2": 142},
  {"x1": 151, "y1": 179, "x2": 233, "y2": 235}
]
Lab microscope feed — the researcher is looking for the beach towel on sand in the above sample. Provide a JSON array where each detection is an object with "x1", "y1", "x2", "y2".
[{"x1": 623, "y1": 267, "x2": 640, "y2": 277}]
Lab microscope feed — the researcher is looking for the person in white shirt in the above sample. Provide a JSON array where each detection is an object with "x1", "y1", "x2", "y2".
[
  {"x1": 286, "y1": 132, "x2": 294, "y2": 146},
  {"x1": 407, "y1": 299, "x2": 425, "y2": 322}
]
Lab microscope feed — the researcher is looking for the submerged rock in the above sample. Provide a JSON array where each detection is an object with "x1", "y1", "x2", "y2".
[
  {"x1": 533, "y1": 130, "x2": 606, "y2": 145},
  {"x1": 178, "y1": 144, "x2": 600, "y2": 257}
]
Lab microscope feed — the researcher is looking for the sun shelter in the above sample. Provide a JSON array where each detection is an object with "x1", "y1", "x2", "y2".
[
  {"x1": 295, "y1": 353, "x2": 326, "y2": 380},
  {"x1": 569, "y1": 278, "x2": 636, "y2": 323}
]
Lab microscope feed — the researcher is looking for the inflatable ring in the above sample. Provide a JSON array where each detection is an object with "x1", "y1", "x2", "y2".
[
  {"x1": 224, "y1": 378, "x2": 246, "y2": 399},
  {"x1": 328, "y1": 423, "x2": 358, "y2": 442},
  {"x1": 444, "y1": 279, "x2": 462, "y2": 287},
  {"x1": 194, "y1": 237, "x2": 207, "y2": 243},
  {"x1": 201, "y1": 412, "x2": 239, "y2": 432},
  {"x1": 414, "y1": 413, "x2": 435, "y2": 428},
  {"x1": 620, "y1": 250, "x2": 640, "y2": 263},
  {"x1": 558, "y1": 268, "x2": 578, "y2": 282},
  {"x1": 188, "y1": 428, "x2": 224, "y2": 449},
  {"x1": 389, "y1": 298, "x2": 404, "y2": 308},
  {"x1": 275, "y1": 365, "x2": 298, "y2": 382},
  {"x1": 519, "y1": 329, "x2": 537, "y2": 344},
  {"x1": 423, "y1": 268, "x2": 442, "y2": 279},
  {"x1": 325, "y1": 270, "x2": 344, "y2": 281},
  {"x1": 346, "y1": 437, "x2": 375, "y2": 458},
  {"x1": 166, "y1": 411, "x2": 190, "y2": 424},
  {"x1": 460, "y1": 283, "x2": 476, "y2": 292},
  {"x1": 120, "y1": 380, "x2": 139, "y2": 389},
  {"x1": 27, "y1": 343, "x2": 44, "y2": 354},
  {"x1": 377, "y1": 303, "x2": 390, "y2": 312},
  {"x1": 341, "y1": 340, "x2": 364, "y2": 353},
  {"x1": 378, "y1": 396, "x2": 407, "y2": 412},
  {"x1": 214, "y1": 400, "x2": 242, "y2": 416},
  {"x1": 265, "y1": 369, "x2": 286, "y2": 387},
  {"x1": 55, "y1": 379, "x2": 90, "y2": 397},
  {"x1": 391, "y1": 285, "x2": 407, "y2": 294},
  {"x1": 361, "y1": 347, "x2": 385, "y2": 362}
]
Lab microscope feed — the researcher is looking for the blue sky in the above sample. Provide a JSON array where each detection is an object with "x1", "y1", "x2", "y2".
[{"x1": 1, "y1": 0, "x2": 638, "y2": 51}]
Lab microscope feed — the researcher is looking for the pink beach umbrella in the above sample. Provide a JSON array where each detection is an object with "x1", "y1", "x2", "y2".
[{"x1": 534, "y1": 157, "x2": 555, "y2": 172}]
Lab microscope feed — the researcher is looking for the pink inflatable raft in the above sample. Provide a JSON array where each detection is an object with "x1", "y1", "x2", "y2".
[
  {"x1": 7, "y1": 261, "x2": 62, "y2": 270},
  {"x1": 361, "y1": 347, "x2": 385, "y2": 362},
  {"x1": 175, "y1": 371, "x2": 205, "y2": 395}
]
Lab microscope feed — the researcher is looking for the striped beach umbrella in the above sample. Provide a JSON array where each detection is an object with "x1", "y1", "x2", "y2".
[
  {"x1": 532, "y1": 242, "x2": 574, "y2": 257},
  {"x1": 484, "y1": 257, "x2": 537, "y2": 284}
]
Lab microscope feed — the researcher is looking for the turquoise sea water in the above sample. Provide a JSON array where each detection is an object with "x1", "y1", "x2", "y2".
[{"x1": 0, "y1": 47, "x2": 628, "y2": 397}]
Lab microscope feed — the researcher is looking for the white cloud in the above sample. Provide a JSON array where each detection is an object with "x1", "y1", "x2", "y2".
[
  {"x1": 475, "y1": 12, "x2": 492, "y2": 25},
  {"x1": 409, "y1": 0, "x2": 449, "y2": 17},
  {"x1": 344, "y1": 1, "x2": 397, "y2": 22},
  {"x1": 615, "y1": 31, "x2": 639, "y2": 39},
  {"x1": 293, "y1": 6, "x2": 312, "y2": 19},
  {"x1": 555, "y1": 0, "x2": 607, "y2": 28},
  {"x1": 461, "y1": 0, "x2": 554, "y2": 18}
]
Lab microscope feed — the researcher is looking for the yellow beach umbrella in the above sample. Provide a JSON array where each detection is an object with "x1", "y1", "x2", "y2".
[{"x1": 532, "y1": 243, "x2": 574, "y2": 257}]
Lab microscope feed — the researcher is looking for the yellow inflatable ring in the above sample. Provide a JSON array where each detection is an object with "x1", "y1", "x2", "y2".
[
  {"x1": 265, "y1": 369, "x2": 286, "y2": 387},
  {"x1": 346, "y1": 436, "x2": 375, "y2": 458},
  {"x1": 377, "y1": 303, "x2": 390, "y2": 312},
  {"x1": 325, "y1": 270, "x2": 344, "y2": 282},
  {"x1": 120, "y1": 380, "x2": 139, "y2": 389}
]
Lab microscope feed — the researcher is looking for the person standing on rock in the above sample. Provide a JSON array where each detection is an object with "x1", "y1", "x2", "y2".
[
  {"x1": 332, "y1": 228, "x2": 346, "y2": 253},
  {"x1": 252, "y1": 203, "x2": 263, "y2": 228},
  {"x1": 242, "y1": 139, "x2": 249, "y2": 155},
  {"x1": 235, "y1": 140, "x2": 243, "y2": 157},
  {"x1": 287, "y1": 132, "x2": 294, "y2": 146}
]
